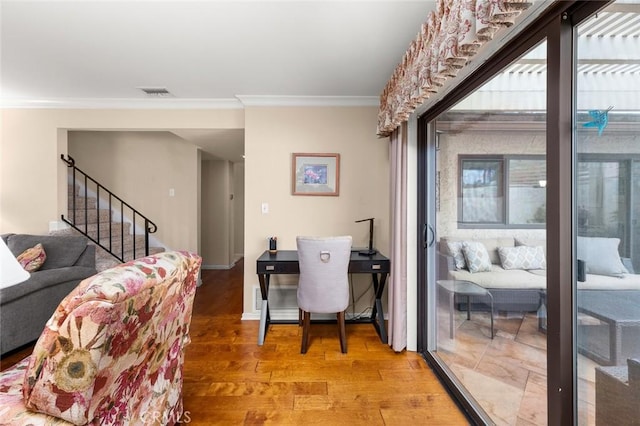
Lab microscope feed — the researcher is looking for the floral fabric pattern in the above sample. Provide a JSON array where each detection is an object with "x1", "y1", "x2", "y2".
[
  {"x1": 377, "y1": 0, "x2": 532, "y2": 137},
  {"x1": 0, "y1": 251, "x2": 201, "y2": 425}
]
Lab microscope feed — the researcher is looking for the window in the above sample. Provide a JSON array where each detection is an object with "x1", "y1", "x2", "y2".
[{"x1": 458, "y1": 155, "x2": 546, "y2": 228}]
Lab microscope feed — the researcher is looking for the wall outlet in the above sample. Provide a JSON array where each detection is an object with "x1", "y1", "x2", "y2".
[
  {"x1": 261, "y1": 202, "x2": 269, "y2": 214},
  {"x1": 169, "y1": 188, "x2": 175, "y2": 197}
]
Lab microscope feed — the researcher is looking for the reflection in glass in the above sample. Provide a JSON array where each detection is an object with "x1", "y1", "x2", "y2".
[
  {"x1": 461, "y1": 159, "x2": 503, "y2": 223},
  {"x1": 433, "y1": 40, "x2": 547, "y2": 424},
  {"x1": 575, "y1": 2, "x2": 640, "y2": 424},
  {"x1": 508, "y1": 159, "x2": 546, "y2": 225}
]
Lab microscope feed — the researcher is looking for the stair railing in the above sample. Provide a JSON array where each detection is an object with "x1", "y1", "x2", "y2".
[{"x1": 61, "y1": 154, "x2": 158, "y2": 262}]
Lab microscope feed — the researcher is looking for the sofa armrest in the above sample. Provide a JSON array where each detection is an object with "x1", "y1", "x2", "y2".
[{"x1": 75, "y1": 244, "x2": 96, "y2": 268}]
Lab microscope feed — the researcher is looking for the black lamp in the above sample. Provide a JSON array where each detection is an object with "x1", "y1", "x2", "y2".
[{"x1": 355, "y1": 218, "x2": 376, "y2": 256}]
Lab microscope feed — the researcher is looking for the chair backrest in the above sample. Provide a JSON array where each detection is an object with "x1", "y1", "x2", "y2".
[
  {"x1": 21, "y1": 251, "x2": 202, "y2": 425},
  {"x1": 296, "y1": 236, "x2": 352, "y2": 314}
]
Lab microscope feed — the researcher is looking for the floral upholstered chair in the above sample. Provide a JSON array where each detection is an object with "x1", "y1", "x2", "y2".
[{"x1": 0, "y1": 251, "x2": 201, "y2": 425}]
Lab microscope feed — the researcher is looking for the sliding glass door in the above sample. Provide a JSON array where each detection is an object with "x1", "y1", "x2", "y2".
[
  {"x1": 575, "y1": 3, "x2": 640, "y2": 423},
  {"x1": 420, "y1": 42, "x2": 549, "y2": 424},
  {"x1": 417, "y1": 1, "x2": 640, "y2": 424}
]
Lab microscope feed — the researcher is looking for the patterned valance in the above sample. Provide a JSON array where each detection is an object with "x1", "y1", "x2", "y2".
[{"x1": 377, "y1": 0, "x2": 533, "y2": 137}]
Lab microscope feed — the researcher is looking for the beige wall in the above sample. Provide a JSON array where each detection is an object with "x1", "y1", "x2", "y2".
[
  {"x1": 233, "y1": 162, "x2": 245, "y2": 260},
  {"x1": 68, "y1": 131, "x2": 199, "y2": 252},
  {"x1": 0, "y1": 108, "x2": 244, "y2": 254},
  {"x1": 243, "y1": 106, "x2": 390, "y2": 317},
  {"x1": 1, "y1": 106, "x2": 386, "y2": 320},
  {"x1": 201, "y1": 158, "x2": 233, "y2": 267}
]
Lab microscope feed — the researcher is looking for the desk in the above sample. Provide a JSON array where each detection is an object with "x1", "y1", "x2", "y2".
[{"x1": 256, "y1": 250, "x2": 390, "y2": 346}]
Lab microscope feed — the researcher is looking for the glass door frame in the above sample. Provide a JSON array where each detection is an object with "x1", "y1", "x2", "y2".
[{"x1": 416, "y1": 1, "x2": 611, "y2": 424}]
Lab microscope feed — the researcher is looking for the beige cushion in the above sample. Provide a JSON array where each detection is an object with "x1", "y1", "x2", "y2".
[
  {"x1": 578, "y1": 273, "x2": 640, "y2": 290},
  {"x1": 449, "y1": 265, "x2": 546, "y2": 289},
  {"x1": 441, "y1": 236, "x2": 515, "y2": 264},
  {"x1": 445, "y1": 241, "x2": 466, "y2": 270},
  {"x1": 498, "y1": 245, "x2": 546, "y2": 270},
  {"x1": 515, "y1": 237, "x2": 547, "y2": 258},
  {"x1": 461, "y1": 241, "x2": 492, "y2": 273}
]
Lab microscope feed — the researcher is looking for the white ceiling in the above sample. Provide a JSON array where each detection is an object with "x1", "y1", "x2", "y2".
[
  {"x1": 1, "y1": 1, "x2": 435, "y2": 162},
  {"x1": 1, "y1": 0, "x2": 435, "y2": 105}
]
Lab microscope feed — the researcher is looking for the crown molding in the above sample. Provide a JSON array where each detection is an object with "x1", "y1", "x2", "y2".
[
  {"x1": 1, "y1": 95, "x2": 381, "y2": 109},
  {"x1": 0, "y1": 97, "x2": 244, "y2": 109},
  {"x1": 235, "y1": 95, "x2": 379, "y2": 107}
]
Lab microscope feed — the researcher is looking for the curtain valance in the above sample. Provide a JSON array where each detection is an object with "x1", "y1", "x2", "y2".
[{"x1": 377, "y1": 0, "x2": 533, "y2": 137}]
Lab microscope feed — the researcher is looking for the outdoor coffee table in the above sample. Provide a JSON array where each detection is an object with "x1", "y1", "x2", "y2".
[
  {"x1": 577, "y1": 290, "x2": 640, "y2": 366},
  {"x1": 437, "y1": 279, "x2": 494, "y2": 339}
]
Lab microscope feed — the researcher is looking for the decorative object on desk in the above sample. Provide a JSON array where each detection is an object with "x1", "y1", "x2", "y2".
[
  {"x1": 268, "y1": 236, "x2": 277, "y2": 254},
  {"x1": 355, "y1": 217, "x2": 376, "y2": 256},
  {"x1": 292, "y1": 153, "x2": 340, "y2": 196}
]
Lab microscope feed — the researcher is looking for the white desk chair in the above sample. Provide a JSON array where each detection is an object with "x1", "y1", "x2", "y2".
[{"x1": 296, "y1": 236, "x2": 352, "y2": 354}]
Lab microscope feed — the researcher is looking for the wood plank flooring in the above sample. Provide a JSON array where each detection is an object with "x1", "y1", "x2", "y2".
[{"x1": 1, "y1": 258, "x2": 469, "y2": 425}]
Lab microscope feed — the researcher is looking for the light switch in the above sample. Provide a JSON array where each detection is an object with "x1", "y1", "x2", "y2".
[
  {"x1": 261, "y1": 202, "x2": 269, "y2": 214},
  {"x1": 169, "y1": 188, "x2": 175, "y2": 197}
]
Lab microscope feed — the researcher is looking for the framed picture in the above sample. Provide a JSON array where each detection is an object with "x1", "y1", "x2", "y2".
[{"x1": 292, "y1": 153, "x2": 340, "y2": 196}]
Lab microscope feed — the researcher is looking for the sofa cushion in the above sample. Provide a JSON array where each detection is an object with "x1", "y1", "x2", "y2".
[
  {"x1": 450, "y1": 264, "x2": 546, "y2": 289},
  {"x1": 515, "y1": 237, "x2": 547, "y2": 258},
  {"x1": 6, "y1": 234, "x2": 89, "y2": 270},
  {"x1": 462, "y1": 241, "x2": 492, "y2": 273},
  {"x1": 446, "y1": 241, "x2": 467, "y2": 270},
  {"x1": 0, "y1": 266, "x2": 97, "y2": 305},
  {"x1": 442, "y1": 236, "x2": 515, "y2": 265},
  {"x1": 498, "y1": 245, "x2": 546, "y2": 270},
  {"x1": 577, "y1": 236, "x2": 628, "y2": 277},
  {"x1": 17, "y1": 243, "x2": 47, "y2": 272}
]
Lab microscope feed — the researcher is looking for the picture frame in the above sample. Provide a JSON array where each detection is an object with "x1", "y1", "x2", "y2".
[{"x1": 292, "y1": 153, "x2": 340, "y2": 196}]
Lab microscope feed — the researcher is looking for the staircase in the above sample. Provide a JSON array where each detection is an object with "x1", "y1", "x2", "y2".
[{"x1": 56, "y1": 184, "x2": 164, "y2": 272}]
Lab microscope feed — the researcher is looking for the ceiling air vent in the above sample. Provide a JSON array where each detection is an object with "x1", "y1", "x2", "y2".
[{"x1": 138, "y1": 87, "x2": 174, "y2": 97}]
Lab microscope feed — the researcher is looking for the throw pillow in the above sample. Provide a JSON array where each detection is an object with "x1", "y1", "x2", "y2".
[
  {"x1": 446, "y1": 241, "x2": 467, "y2": 270},
  {"x1": 17, "y1": 243, "x2": 46, "y2": 272},
  {"x1": 498, "y1": 246, "x2": 547, "y2": 270},
  {"x1": 577, "y1": 236, "x2": 628, "y2": 277},
  {"x1": 461, "y1": 241, "x2": 492, "y2": 273}
]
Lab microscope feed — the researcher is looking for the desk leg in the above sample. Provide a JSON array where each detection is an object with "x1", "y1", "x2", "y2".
[
  {"x1": 257, "y1": 274, "x2": 271, "y2": 346},
  {"x1": 371, "y1": 273, "x2": 388, "y2": 344}
]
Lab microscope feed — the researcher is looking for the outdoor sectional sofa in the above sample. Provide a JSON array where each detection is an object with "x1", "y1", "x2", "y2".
[{"x1": 438, "y1": 235, "x2": 640, "y2": 313}]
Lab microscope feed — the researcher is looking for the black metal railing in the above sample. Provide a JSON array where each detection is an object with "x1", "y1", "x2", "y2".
[{"x1": 61, "y1": 154, "x2": 157, "y2": 262}]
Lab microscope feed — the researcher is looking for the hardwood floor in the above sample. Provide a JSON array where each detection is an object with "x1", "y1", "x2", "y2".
[{"x1": 1, "y1": 258, "x2": 469, "y2": 425}]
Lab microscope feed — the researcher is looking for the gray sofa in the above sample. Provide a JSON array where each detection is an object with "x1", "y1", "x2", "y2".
[{"x1": 1, "y1": 233, "x2": 96, "y2": 354}]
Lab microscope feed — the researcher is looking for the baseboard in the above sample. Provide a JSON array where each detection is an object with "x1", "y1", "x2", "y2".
[
  {"x1": 49, "y1": 220, "x2": 70, "y2": 232},
  {"x1": 201, "y1": 261, "x2": 236, "y2": 270}
]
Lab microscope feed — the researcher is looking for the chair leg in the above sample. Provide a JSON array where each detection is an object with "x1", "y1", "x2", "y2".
[
  {"x1": 337, "y1": 311, "x2": 347, "y2": 353},
  {"x1": 298, "y1": 308, "x2": 302, "y2": 326},
  {"x1": 301, "y1": 311, "x2": 311, "y2": 354}
]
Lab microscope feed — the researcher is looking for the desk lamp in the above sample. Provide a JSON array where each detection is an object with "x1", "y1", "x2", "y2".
[
  {"x1": 0, "y1": 239, "x2": 29, "y2": 289},
  {"x1": 355, "y1": 218, "x2": 376, "y2": 256}
]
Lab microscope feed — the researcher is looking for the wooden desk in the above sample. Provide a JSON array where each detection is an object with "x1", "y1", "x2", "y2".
[{"x1": 256, "y1": 250, "x2": 390, "y2": 346}]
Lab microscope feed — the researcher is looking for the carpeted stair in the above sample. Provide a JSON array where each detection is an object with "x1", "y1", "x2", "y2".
[{"x1": 53, "y1": 185, "x2": 164, "y2": 272}]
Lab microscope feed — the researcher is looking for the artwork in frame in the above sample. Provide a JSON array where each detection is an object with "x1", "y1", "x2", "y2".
[{"x1": 292, "y1": 153, "x2": 340, "y2": 196}]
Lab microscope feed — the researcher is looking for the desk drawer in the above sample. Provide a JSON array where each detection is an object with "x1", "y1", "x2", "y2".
[
  {"x1": 257, "y1": 262, "x2": 299, "y2": 274},
  {"x1": 349, "y1": 261, "x2": 390, "y2": 274}
]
